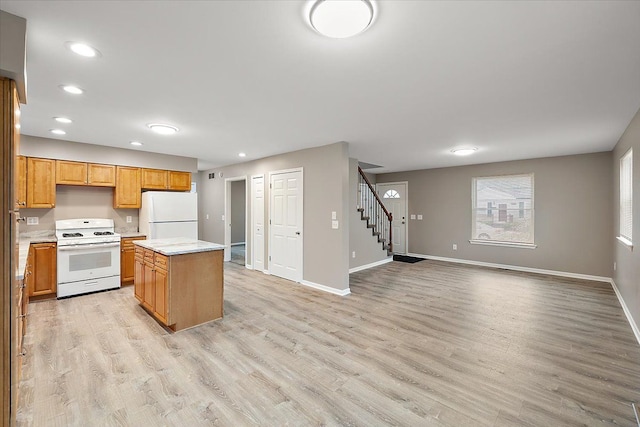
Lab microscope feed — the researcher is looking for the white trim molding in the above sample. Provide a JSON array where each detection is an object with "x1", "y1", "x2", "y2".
[
  {"x1": 469, "y1": 240, "x2": 537, "y2": 249},
  {"x1": 349, "y1": 257, "x2": 393, "y2": 274},
  {"x1": 301, "y1": 280, "x2": 351, "y2": 296},
  {"x1": 231, "y1": 242, "x2": 246, "y2": 246},
  {"x1": 407, "y1": 253, "x2": 611, "y2": 283},
  {"x1": 610, "y1": 279, "x2": 640, "y2": 346},
  {"x1": 245, "y1": 263, "x2": 253, "y2": 270},
  {"x1": 616, "y1": 236, "x2": 633, "y2": 251}
]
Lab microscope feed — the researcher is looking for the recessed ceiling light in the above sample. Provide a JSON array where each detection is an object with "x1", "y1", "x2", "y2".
[
  {"x1": 54, "y1": 117, "x2": 73, "y2": 124},
  {"x1": 50, "y1": 129, "x2": 66, "y2": 135},
  {"x1": 147, "y1": 123, "x2": 179, "y2": 135},
  {"x1": 310, "y1": 0, "x2": 374, "y2": 38},
  {"x1": 130, "y1": 141, "x2": 143, "y2": 146},
  {"x1": 60, "y1": 85, "x2": 84, "y2": 95},
  {"x1": 66, "y1": 42, "x2": 101, "y2": 58},
  {"x1": 451, "y1": 148, "x2": 478, "y2": 156},
  {"x1": 238, "y1": 152, "x2": 246, "y2": 158}
]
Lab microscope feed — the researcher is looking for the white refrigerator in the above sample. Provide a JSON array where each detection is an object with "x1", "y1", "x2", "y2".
[{"x1": 139, "y1": 192, "x2": 198, "y2": 239}]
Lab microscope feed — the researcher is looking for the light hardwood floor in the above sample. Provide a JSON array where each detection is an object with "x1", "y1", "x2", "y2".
[{"x1": 17, "y1": 260, "x2": 640, "y2": 426}]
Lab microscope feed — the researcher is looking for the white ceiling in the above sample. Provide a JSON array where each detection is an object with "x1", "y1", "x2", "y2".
[{"x1": 2, "y1": 1, "x2": 639, "y2": 173}]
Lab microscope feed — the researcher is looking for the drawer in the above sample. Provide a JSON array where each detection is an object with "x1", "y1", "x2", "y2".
[
  {"x1": 154, "y1": 253, "x2": 168, "y2": 269},
  {"x1": 122, "y1": 237, "x2": 146, "y2": 249},
  {"x1": 143, "y1": 249, "x2": 154, "y2": 262},
  {"x1": 134, "y1": 246, "x2": 145, "y2": 258}
]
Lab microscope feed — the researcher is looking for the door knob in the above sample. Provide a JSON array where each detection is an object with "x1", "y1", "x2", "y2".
[{"x1": 295, "y1": 231, "x2": 301, "y2": 235}]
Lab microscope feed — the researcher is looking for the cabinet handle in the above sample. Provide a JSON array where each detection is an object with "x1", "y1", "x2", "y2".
[
  {"x1": 19, "y1": 349, "x2": 26, "y2": 357},
  {"x1": 16, "y1": 217, "x2": 26, "y2": 223},
  {"x1": 18, "y1": 313, "x2": 28, "y2": 319}
]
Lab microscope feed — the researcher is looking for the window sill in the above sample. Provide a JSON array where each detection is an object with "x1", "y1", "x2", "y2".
[
  {"x1": 616, "y1": 236, "x2": 633, "y2": 251},
  {"x1": 469, "y1": 240, "x2": 537, "y2": 249}
]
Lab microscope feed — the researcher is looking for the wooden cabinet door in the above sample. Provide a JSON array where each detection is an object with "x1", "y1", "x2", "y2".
[
  {"x1": 168, "y1": 171, "x2": 191, "y2": 191},
  {"x1": 55, "y1": 160, "x2": 87, "y2": 185},
  {"x1": 114, "y1": 166, "x2": 141, "y2": 208},
  {"x1": 142, "y1": 261, "x2": 154, "y2": 311},
  {"x1": 88, "y1": 164, "x2": 116, "y2": 187},
  {"x1": 27, "y1": 158, "x2": 55, "y2": 208},
  {"x1": 121, "y1": 246, "x2": 135, "y2": 284},
  {"x1": 153, "y1": 266, "x2": 168, "y2": 324},
  {"x1": 29, "y1": 243, "x2": 57, "y2": 297},
  {"x1": 15, "y1": 155, "x2": 26, "y2": 209},
  {"x1": 134, "y1": 255, "x2": 144, "y2": 303},
  {"x1": 142, "y1": 168, "x2": 168, "y2": 190}
]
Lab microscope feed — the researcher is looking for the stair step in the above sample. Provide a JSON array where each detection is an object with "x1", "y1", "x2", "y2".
[
  {"x1": 367, "y1": 224, "x2": 376, "y2": 229},
  {"x1": 357, "y1": 208, "x2": 364, "y2": 212},
  {"x1": 372, "y1": 231, "x2": 380, "y2": 236},
  {"x1": 361, "y1": 216, "x2": 370, "y2": 221}
]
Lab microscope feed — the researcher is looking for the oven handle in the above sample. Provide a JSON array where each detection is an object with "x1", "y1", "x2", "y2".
[{"x1": 58, "y1": 242, "x2": 121, "y2": 251}]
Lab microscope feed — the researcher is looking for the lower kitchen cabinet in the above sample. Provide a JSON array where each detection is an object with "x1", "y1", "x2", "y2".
[
  {"x1": 133, "y1": 244, "x2": 223, "y2": 331},
  {"x1": 121, "y1": 236, "x2": 145, "y2": 285},
  {"x1": 27, "y1": 243, "x2": 57, "y2": 298}
]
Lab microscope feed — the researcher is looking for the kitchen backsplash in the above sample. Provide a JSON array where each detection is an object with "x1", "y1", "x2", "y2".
[{"x1": 19, "y1": 186, "x2": 139, "y2": 233}]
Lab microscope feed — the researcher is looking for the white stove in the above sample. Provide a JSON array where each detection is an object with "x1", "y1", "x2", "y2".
[{"x1": 55, "y1": 219, "x2": 121, "y2": 298}]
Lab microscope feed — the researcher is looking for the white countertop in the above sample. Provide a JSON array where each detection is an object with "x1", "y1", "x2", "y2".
[
  {"x1": 17, "y1": 235, "x2": 57, "y2": 281},
  {"x1": 133, "y1": 238, "x2": 225, "y2": 256}
]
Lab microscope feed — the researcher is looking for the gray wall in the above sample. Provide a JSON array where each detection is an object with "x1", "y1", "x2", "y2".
[
  {"x1": 20, "y1": 135, "x2": 198, "y2": 172},
  {"x1": 19, "y1": 135, "x2": 198, "y2": 234},
  {"x1": 349, "y1": 158, "x2": 389, "y2": 269},
  {"x1": 198, "y1": 142, "x2": 350, "y2": 292},
  {"x1": 612, "y1": 107, "x2": 640, "y2": 333},
  {"x1": 230, "y1": 180, "x2": 246, "y2": 244},
  {"x1": 377, "y1": 152, "x2": 613, "y2": 277}
]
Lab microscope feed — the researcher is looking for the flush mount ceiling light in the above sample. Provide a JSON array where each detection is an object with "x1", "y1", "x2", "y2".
[
  {"x1": 65, "y1": 42, "x2": 101, "y2": 58},
  {"x1": 54, "y1": 117, "x2": 73, "y2": 124},
  {"x1": 238, "y1": 152, "x2": 246, "y2": 158},
  {"x1": 130, "y1": 141, "x2": 143, "y2": 146},
  {"x1": 60, "y1": 85, "x2": 84, "y2": 95},
  {"x1": 147, "y1": 123, "x2": 179, "y2": 135},
  {"x1": 50, "y1": 129, "x2": 66, "y2": 135},
  {"x1": 451, "y1": 148, "x2": 478, "y2": 156},
  {"x1": 310, "y1": 0, "x2": 374, "y2": 38}
]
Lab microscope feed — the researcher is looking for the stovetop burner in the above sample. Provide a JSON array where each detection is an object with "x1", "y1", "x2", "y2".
[
  {"x1": 62, "y1": 232, "x2": 83, "y2": 238},
  {"x1": 94, "y1": 231, "x2": 114, "y2": 236}
]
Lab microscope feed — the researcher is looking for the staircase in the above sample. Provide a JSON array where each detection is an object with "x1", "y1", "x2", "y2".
[{"x1": 357, "y1": 166, "x2": 393, "y2": 255}]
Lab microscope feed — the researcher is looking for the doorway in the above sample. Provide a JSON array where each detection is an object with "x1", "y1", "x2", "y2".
[
  {"x1": 269, "y1": 168, "x2": 303, "y2": 282},
  {"x1": 376, "y1": 182, "x2": 408, "y2": 254},
  {"x1": 224, "y1": 176, "x2": 248, "y2": 265}
]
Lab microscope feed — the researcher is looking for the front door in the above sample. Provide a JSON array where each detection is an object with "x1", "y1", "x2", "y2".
[
  {"x1": 269, "y1": 170, "x2": 303, "y2": 282},
  {"x1": 376, "y1": 182, "x2": 407, "y2": 254}
]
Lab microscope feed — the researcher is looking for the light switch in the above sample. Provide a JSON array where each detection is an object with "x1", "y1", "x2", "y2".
[
  {"x1": 417, "y1": 215, "x2": 423, "y2": 220},
  {"x1": 332, "y1": 211, "x2": 337, "y2": 220},
  {"x1": 221, "y1": 215, "x2": 225, "y2": 221},
  {"x1": 206, "y1": 214, "x2": 209, "y2": 220},
  {"x1": 26, "y1": 217, "x2": 38, "y2": 225},
  {"x1": 410, "y1": 214, "x2": 416, "y2": 220},
  {"x1": 332, "y1": 220, "x2": 339, "y2": 229}
]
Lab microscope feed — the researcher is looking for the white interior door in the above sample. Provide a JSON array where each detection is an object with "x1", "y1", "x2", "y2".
[
  {"x1": 269, "y1": 170, "x2": 303, "y2": 282},
  {"x1": 377, "y1": 182, "x2": 407, "y2": 254},
  {"x1": 252, "y1": 175, "x2": 265, "y2": 272}
]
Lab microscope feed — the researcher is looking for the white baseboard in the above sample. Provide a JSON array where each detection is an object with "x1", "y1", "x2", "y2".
[
  {"x1": 407, "y1": 253, "x2": 612, "y2": 283},
  {"x1": 263, "y1": 269, "x2": 269, "y2": 275},
  {"x1": 349, "y1": 257, "x2": 393, "y2": 274},
  {"x1": 245, "y1": 263, "x2": 253, "y2": 270},
  {"x1": 231, "y1": 242, "x2": 246, "y2": 246},
  {"x1": 610, "y1": 279, "x2": 640, "y2": 346},
  {"x1": 301, "y1": 280, "x2": 351, "y2": 296}
]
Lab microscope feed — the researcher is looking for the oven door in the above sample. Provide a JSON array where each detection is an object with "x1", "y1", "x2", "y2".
[{"x1": 57, "y1": 242, "x2": 121, "y2": 284}]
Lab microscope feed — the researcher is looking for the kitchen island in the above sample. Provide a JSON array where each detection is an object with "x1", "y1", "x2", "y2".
[{"x1": 133, "y1": 238, "x2": 225, "y2": 331}]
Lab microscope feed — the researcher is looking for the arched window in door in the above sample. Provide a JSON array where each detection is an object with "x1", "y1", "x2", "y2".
[{"x1": 383, "y1": 189, "x2": 400, "y2": 199}]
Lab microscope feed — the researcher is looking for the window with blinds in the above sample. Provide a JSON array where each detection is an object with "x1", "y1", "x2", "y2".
[
  {"x1": 620, "y1": 149, "x2": 633, "y2": 242},
  {"x1": 472, "y1": 174, "x2": 534, "y2": 245}
]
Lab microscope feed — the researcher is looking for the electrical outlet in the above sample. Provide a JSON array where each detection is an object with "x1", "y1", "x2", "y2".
[
  {"x1": 26, "y1": 217, "x2": 38, "y2": 225},
  {"x1": 332, "y1": 211, "x2": 337, "y2": 220},
  {"x1": 126, "y1": 216, "x2": 132, "y2": 223},
  {"x1": 352, "y1": 251, "x2": 356, "y2": 258},
  {"x1": 206, "y1": 214, "x2": 209, "y2": 220},
  {"x1": 221, "y1": 215, "x2": 225, "y2": 221},
  {"x1": 452, "y1": 244, "x2": 457, "y2": 251},
  {"x1": 613, "y1": 262, "x2": 617, "y2": 271},
  {"x1": 410, "y1": 214, "x2": 416, "y2": 220},
  {"x1": 332, "y1": 220, "x2": 339, "y2": 229},
  {"x1": 417, "y1": 214, "x2": 423, "y2": 220}
]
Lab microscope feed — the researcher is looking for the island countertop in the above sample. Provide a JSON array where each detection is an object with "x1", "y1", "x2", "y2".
[{"x1": 133, "y1": 238, "x2": 225, "y2": 256}]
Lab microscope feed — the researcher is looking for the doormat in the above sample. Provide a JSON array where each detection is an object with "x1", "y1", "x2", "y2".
[{"x1": 393, "y1": 255, "x2": 424, "y2": 263}]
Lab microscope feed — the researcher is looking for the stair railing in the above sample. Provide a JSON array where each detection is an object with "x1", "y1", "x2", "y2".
[{"x1": 357, "y1": 166, "x2": 393, "y2": 253}]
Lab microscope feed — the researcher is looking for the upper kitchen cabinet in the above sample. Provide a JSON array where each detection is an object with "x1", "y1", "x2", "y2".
[
  {"x1": 168, "y1": 171, "x2": 191, "y2": 191},
  {"x1": 27, "y1": 157, "x2": 55, "y2": 208},
  {"x1": 16, "y1": 155, "x2": 26, "y2": 208},
  {"x1": 142, "y1": 168, "x2": 168, "y2": 190},
  {"x1": 56, "y1": 160, "x2": 87, "y2": 185},
  {"x1": 114, "y1": 166, "x2": 141, "y2": 209},
  {"x1": 56, "y1": 161, "x2": 116, "y2": 187},
  {"x1": 88, "y1": 163, "x2": 116, "y2": 187}
]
